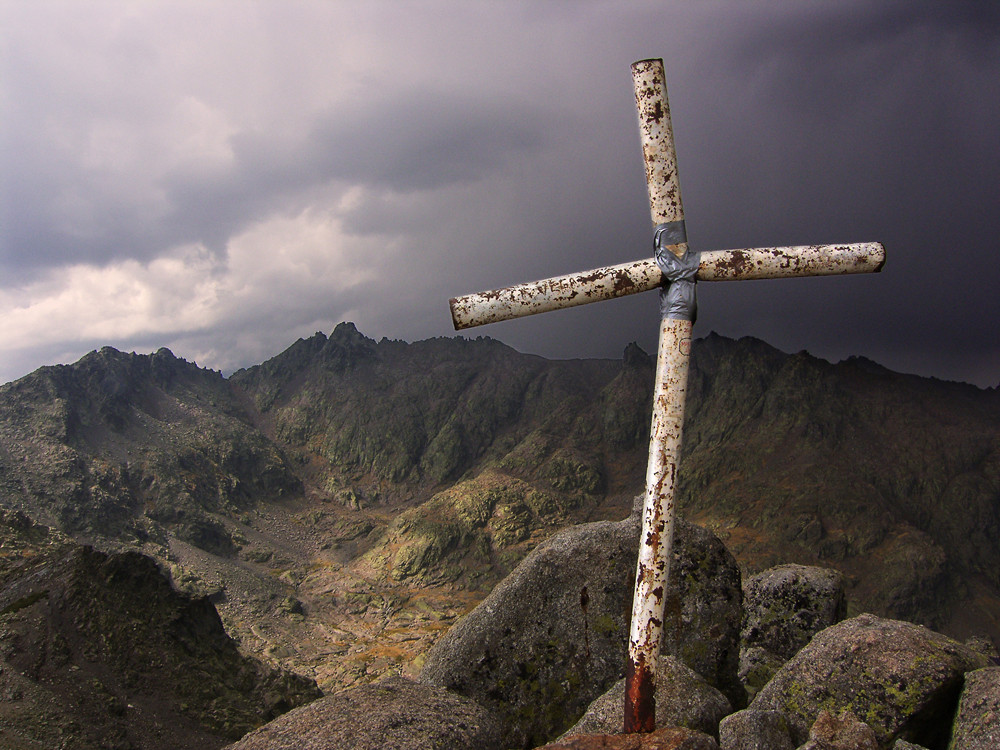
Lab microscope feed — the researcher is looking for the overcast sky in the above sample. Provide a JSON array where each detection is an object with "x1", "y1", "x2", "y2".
[{"x1": 2, "y1": 1, "x2": 998, "y2": 388}]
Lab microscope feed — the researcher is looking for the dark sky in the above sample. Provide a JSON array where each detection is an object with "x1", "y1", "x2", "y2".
[{"x1": 2, "y1": 1, "x2": 998, "y2": 387}]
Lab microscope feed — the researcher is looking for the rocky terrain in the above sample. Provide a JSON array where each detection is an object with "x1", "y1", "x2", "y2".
[
  {"x1": 0, "y1": 509, "x2": 319, "y2": 749},
  {"x1": 0, "y1": 322, "x2": 998, "y2": 745},
  {"x1": 227, "y1": 507, "x2": 1000, "y2": 749}
]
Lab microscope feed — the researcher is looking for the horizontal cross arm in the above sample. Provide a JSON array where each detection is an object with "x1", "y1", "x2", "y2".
[{"x1": 449, "y1": 241, "x2": 885, "y2": 330}]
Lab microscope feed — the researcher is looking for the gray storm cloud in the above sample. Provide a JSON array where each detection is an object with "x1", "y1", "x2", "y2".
[{"x1": 1, "y1": 1, "x2": 997, "y2": 387}]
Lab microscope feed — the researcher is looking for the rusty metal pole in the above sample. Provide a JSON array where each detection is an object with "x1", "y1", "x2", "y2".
[
  {"x1": 448, "y1": 243, "x2": 884, "y2": 330},
  {"x1": 624, "y1": 57, "x2": 690, "y2": 734}
]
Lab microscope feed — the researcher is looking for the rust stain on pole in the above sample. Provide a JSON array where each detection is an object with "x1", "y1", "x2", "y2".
[
  {"x1": 624, "y1": 656, "x2": 657, "y2": 733},
  {"x1": 625, "y1": 315, "x2": 691, "y2": 733},
  {"x1": 700, "y1": 243, "x2": 886, "y2": 280},
  {"x1": 448, "y1": 257, "x2": 663, "y2": 330}
]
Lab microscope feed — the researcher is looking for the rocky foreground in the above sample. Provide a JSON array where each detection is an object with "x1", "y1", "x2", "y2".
[{"x1": 227, "y1": 501, "x2": 999, "y2": 750}]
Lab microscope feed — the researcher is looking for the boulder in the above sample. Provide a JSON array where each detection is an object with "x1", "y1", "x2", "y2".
[
  {"x1": 536, "y1": 727, "x2": 718, "y2": 749},
  {"x1": 796, "y1": 709, "x2": 878, "y2": 750},
  {"x1": 224, "y1": 675, "x2": 502, "y2": 750},
  {"x1": 750, "y1": 614, "x2": 989, "y2": 748},
  {"x1": 718, "y1": 709, "x2": 794, "y2": 750},
  {"x1": 948, "y1": 666, "x2": 1000, "y2": 749},
  {"x1": 420, "y1": 508, "x2": 743, "y2": 749},
  {"x1": 739, "y1": 564, "x2": 846, "y2": 695},
  {"x1": 563, "y1": 656, "x2": 732, "y2": 739}
]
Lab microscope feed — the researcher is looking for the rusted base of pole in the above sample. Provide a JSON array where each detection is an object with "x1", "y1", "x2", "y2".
[
  {"x1": 624, "y1": 316, "x2": 692, "y2": 733},
  {"x1": 624, "y1": 656, "x2": 656, "y2": 733}
]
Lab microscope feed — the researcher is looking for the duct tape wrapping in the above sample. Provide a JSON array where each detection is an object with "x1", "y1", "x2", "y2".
[{"x1": 654, "y1": 221, "x2": 699, "y2": 322}]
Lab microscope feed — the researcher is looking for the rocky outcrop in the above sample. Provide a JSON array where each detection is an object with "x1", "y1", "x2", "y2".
[
  {"x1": 223, "y1": 675, "x2": 502, "y2": 750},
  {"x1": 739, "y1": 564, "x2": 846, "y2": 695},
  {"x1": 215, "y1": 584, "x2": 997, "y2": 750},
  {"x1": 750, "y1": 614, "x2": 989, "y2": 748},
  {"x1": 949, "y1": 666, "x2": 1000, "y2": 749},
  {"x1": 0, "y1": 525, "x2": 320, "y2": 750},
  {"x1": 3, "y1": 325, "x2": 1000, "y2": 749},
  {"x1": 420, "y1": 507, "x2": 743, "y2": 749},
  {"x1": 4, "y1": 325, "x2": 1000, "y2": 688},
  {"x1": 0, "y1": 345, "x2": 301, "y2": 550},
  {"x1": 564, "y1": 656, "x2": 732, "y2": 739}
]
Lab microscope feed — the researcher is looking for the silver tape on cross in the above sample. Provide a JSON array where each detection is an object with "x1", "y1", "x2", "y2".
[{"x1": 653, "y1": 221, "x2": 699, "y2": 322}]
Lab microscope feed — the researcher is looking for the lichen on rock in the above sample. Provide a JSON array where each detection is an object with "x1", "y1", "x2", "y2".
[{"x1": 750, "y1": 614, "x2": 989, "y2": 748}]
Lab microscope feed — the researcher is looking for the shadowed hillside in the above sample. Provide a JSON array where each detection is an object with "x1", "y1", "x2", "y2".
[{"x1": 0, "y1": 510, "x2": 320, "y2": 749}]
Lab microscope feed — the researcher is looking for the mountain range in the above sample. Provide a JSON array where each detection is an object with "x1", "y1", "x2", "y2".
[{"x1": 1, "y1": 322, "x2": 997, "y2": 710}]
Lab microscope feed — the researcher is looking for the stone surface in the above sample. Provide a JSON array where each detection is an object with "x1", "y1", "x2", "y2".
[
  {"x1": 750, "y1": 613, "x2": 989, "y2": 748},
  {"x1": 797, "y1": 710, "x2": 878, "y2": 750},
  {"x1": 5, "y1": 324, "x2": 1000, "y2": 712},
  {"x1": 948, "y1": 666, "x2": 1000, "y2": 749},
  {"x1": 224, "y1": 675, "x2": 502, "y2": 750},
  {"x1": 718, "y1": 709, "x2": 794, "y2": 750},
  {"x1": 536, "y1": 726, "x2": 718, "y2": 750},
  {"x1": 892, "y1": 741, "x2": 930, "y2": 750},
  {"x1": 737, "y1": 646, "x2": 787, "y2": 699},
  {"x1": 420, "y1": 507, "x2": 743, "y2": 749},
  {"x1": 564, "y1": 656, "x2": 732, "y2": 739},
  {"x1": 739, "y1": 564, "x2": 846, "y2": 695},
  {"x1": 963, "y1": 636, "x2": 1000, "y2": 664}
]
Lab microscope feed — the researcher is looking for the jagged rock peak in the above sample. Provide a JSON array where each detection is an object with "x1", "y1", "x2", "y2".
[
  {"x1": 74, "y1": 344, "x2": 207, "y2": 383},
  {"x1": 240, "y1": 323, "x2": 380, "y2": 382},
  {"x1": 622, "y1": 341, "x2": 652, "y2": 369},
  {"x1": 691, "y1": 331, "x2": 786, "y2": 374},
  {"x1": 10, "y1": 344, "x2": 215, "y2": 408},
  {"x1": 318, "y1": 322, "x2": 377, "y2": 368},
  {"x1": 330, "y1": 320, "x2": 372, "y2": 343}
]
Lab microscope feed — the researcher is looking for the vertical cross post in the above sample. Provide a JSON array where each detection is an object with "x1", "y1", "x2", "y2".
[{"x1": 624, "y1": 57, "x2": 691, "y2": 733}]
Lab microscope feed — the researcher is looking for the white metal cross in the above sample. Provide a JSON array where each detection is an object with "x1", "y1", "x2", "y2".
[{"x1": 448, "y1": 58, "x2": 884, "y2": 733}]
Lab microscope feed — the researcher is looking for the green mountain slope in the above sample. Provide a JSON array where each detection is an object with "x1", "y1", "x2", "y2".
[
  {"x1": 678, "y1": 335, "x2": 1000, "y2": 632},
  {"x1": 0, "y1": 345, "x2": 301, "y2": 551}
]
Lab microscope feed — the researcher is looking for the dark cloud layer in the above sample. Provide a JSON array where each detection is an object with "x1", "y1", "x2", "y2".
[{"x1": 1, "y1": 1, "x2": 997, "y2": 387}]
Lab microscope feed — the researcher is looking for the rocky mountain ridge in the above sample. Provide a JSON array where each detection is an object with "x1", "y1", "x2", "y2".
[{"x1": 1, "y1": 322, "x2": 998, "y2": 699}]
